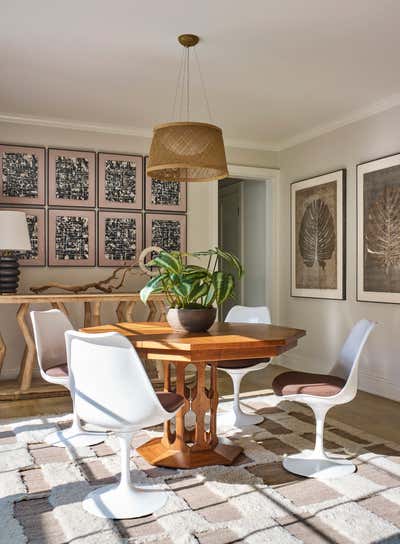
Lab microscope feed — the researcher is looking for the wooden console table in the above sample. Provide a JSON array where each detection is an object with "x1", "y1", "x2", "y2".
[{"x1": 0, "y1": 293, "x2": 166, "y2": 400}]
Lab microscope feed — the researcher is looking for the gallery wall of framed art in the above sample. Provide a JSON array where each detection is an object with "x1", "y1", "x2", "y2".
[
  {"x1": 0, "y1": 144, "x2": 187, "y2": 267},
  {"x1": 291, "y1": 169, "x2": 346, "y2": 300}
]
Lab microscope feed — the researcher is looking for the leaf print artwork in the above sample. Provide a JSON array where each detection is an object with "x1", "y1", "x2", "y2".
[
  {"x1": 298, "y1": 199, "x2": 336, "y2": 270},
  {"x1": 365, "y1": 186, "x2": 400, "y2": 285}
]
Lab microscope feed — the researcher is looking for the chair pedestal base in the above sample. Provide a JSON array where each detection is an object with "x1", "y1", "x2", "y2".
[
  {"x1": 83, "y1": 483, "x2": 167, "y2": 519},
  {"x1": 283, "y1": 450, "x2": 356, "y2": 479},
  {"x1": 218, "y1": 409, "x2": 264, "y2": 429},
  {"x1": 45, "y1": 423, "x2": 107, "y2": 448}
]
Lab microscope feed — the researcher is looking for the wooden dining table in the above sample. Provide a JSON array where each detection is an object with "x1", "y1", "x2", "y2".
[{"x1": 81, "y1": 321, "x2": 306, "y2": 469}]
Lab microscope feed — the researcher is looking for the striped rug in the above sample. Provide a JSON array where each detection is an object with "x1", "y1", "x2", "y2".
[{"x1": 1, "y1": 395, "x2": 400, "y2": 544}]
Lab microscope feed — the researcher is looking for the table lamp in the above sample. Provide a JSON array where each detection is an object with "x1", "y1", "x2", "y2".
[{"x1": 0, "y1": 211, "x2": 31, "y2": 294}]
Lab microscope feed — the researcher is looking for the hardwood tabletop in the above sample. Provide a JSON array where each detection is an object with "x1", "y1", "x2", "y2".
[{"x1": 81, "y1": 321, "x2": 306, "y2": 362}]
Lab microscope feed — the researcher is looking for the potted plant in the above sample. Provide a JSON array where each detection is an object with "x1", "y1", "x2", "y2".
[{"x1": 140, "y1": 247, "x2": 243, "y2": 332}]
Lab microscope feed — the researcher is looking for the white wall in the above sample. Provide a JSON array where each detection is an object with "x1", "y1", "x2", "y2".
[
  {"x1": 279, "y1": 105, "x2": 400, "y2": 402},
  {"x1": 0, "y1": 120, "x2": 278, "y2": 379}
]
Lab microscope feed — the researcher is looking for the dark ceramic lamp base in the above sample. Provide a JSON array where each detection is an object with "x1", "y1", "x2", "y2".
[{"x1": 0, "y1": 254, "x2": 20, "y2": 294}]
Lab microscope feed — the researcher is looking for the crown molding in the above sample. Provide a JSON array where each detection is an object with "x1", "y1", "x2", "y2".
[
  {"x1": 2, "y1": 92, "x2": 400, "y2": 154},
  {"x1": 0, "y1": 112, "x2": 280, "y2": 152},
  {"x1": 277, "y1": 92, "x2": 400, "y2": 150}
]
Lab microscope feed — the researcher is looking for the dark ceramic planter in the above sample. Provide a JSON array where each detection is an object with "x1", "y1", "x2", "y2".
[{"x1": 167, "y1": 307, "x2": 217, "y2": 333}]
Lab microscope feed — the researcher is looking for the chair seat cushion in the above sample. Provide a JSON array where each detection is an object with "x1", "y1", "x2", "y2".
[
  {"x1": 157, "y1": 392, "x2": 185, "y2": 413},
  {"x1": 217, "y1": 358, "x2": 270, "y2": 369},
  {"x1": 272, "y1": 371, "x2": 346, "y2": 397},
  {"x1": 45, "y1": 364, "x2": 69, "y2": 378}
]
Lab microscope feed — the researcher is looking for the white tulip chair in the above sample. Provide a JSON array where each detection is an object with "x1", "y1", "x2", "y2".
[
  {"x1": 65, "y1": 330, "x2": 184, "y2": 519},
  {"x1": 273, "y1": 319, "x2": 376, "y2": 479},
  {"x1": 218, "y1": 305, "x2": 271, "y2": 428},
  {"x1": 30, "y1": 309, "x2": 106, "y2": 448}
]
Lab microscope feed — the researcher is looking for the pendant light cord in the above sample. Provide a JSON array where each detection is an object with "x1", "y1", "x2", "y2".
[
  {"x1": 194, "y1": 47, "x2": 213, "y2": 122},
  {"x1": 172, "y1": 39, "x2": 212, "y2": 123}
]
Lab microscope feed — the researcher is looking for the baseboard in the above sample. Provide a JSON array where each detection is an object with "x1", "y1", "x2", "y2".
[{"x1": 280, "y1": 352, "x2": 400, "y2": 403}]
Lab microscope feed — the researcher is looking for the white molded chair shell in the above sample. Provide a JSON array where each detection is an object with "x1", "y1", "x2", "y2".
[
  {"x1": 65, "y1": 330, "x2": 183, "y2": 519},
  {"x1": 219, "y1": 305, "x2": 272, "y2": 429},
  {"x1": 30, "y1": 309, "x2": 72, "y2": 387},
  {"x1": 66, "y1": 330, "x2": 179, "y2": 431},
  {"x1": 30, "y1": 309, "x2": 106, "y2": 449},
  {"x1": 274, "y1": 319, "x2": 376, "y2": 479}
]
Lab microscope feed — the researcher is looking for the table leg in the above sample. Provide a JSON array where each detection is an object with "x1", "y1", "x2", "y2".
[
  {"x1": 17, "y1": 303, "x2": 36, "y2": 393},
  {"x1": 51, "y1": 301, "x2": 69, "y2": 318},
  {"x1": 0, "y1": 332, "x2": 6, "y2": 375},
  {"x1": 137, "y1": 360, "x2": 242, "y2": 469}
]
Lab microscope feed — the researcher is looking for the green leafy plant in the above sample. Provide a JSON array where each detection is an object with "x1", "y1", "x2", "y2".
[{"x1": 140, "y1": 248, "x2": 243, "y2": 309}]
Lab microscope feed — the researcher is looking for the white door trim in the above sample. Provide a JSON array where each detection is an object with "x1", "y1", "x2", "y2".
[{"x1": 210, "y1": 164, "x2": 281, "y2": 322}]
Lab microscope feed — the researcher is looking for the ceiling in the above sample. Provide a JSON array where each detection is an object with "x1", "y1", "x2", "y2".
[{"x1": 2, "y1": 0, "x2": 400, "y2": 150}]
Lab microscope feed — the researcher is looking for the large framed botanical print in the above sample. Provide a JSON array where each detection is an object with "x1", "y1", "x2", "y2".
[
  {"x1": 98, "y1": 211, "x2": 143, "y2": 267},
  {"x1": 145, "y1": 157, "x2": 186, "y2": 212},
  {"x1": 357, "y1": 153, "x2": 400, "y2": 303},
  {"x1": 291, "y1": 170, "x2": 346, "y2": 299},
  {"x1": 48, "y1": 148, "x2": 96, "y2": 207},
  {"x1": 48, "y1": 209, "x2": 96, "y2": 267},
  {"x1": 146, "y1": 213, "x2": 186, "y2": 253},
  {"x1": 98, "y1": 153, "x2": 143, "y2": 209},
  {"x1": 0, "y1": 145, "x2": 45, "y2": 205}
]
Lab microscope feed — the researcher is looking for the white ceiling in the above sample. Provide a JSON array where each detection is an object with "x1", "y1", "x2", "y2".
[{"x1": 2, "y1": 0, "x2": 400, "y2": 150}]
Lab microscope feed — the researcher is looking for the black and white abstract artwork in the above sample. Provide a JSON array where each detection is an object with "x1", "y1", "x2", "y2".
[
  {"x1": 55, "y1": 216, "x2": 89, "y2": 261},
  {"x1": 151, "y1": 179, "x2": 180, "y2": 206},
  {"x1": 0, "y1": 145, "x2": 45, "y2": 205},
  {"x1": 48, "y1": 149, "x2": 95, "y2": 207},
  {"x1": 105, "y1": 160, "x2": 136, "y2": 203},
  {"x1": 98, "y1": 153, "x2": 143, "y2": 209},
  {"x1": 55, "y1": 155, "x2": 89, "y2": 201},
  {"x1": 98, "y1": 211, "x2": 142, "y2": 266},
  {"x1": 146, "y1": 214, "x2": 186, "y2": 253},
  {"x1": 2, "y1": 152, "x2": 38, "y2": 198},
  {"x1": 105, "y1": 217, "x2": 136, "y2": 261},
  {"x1": 145, "y1": 158, "x2": 187, "y2": 211},
  {"x1": 152, "y1": 219, "x2": 181, "y2": 251}
]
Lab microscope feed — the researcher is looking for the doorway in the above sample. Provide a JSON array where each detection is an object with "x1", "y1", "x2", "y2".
[{"x1": 218, "y1": 177, "x2": 268, "y2": 320}]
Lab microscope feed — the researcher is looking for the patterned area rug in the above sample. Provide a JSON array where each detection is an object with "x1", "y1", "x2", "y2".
[{"x1": 1, "y1": 395, "x2": 400, "y2": 544}]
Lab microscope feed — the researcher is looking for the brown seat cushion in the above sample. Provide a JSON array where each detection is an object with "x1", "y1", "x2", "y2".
[
  {"x1": 157, "y1": 392, "x2": 185, "y2": 413},
  {"x1": 45, "y1": 364, "x2": 69, "y2": 378},
  {"x1": 272, "y1": 371, "x2": 346, "y2": 397},
  {"x1": 217, "y1": 358, "x2": 270, "y2": 370}
]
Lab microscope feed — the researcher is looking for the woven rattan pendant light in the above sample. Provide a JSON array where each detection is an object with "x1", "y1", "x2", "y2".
[{"x1": 147, "y1": 34, "x2": 228, "y2": 183}]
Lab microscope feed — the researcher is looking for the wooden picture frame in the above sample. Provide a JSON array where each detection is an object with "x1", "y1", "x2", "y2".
[
  {"x1": 48, "y1": 209, "x2": 96, "y2": 267},
  {"x1": 48, "y1": 148, "x2": 96, "y2": 207},
  {"x1": 98, "y1": 211, "x2": 143, "y2": 267},
  {"x1": 145, "y1": 213, "x2": 187, "y2": 253},
  {"x1": 0, "y1": 144, "x2": 45, "y2": 206},
  {"x1": 291, "y1": 170, "x2": 346, "y2": 300},
  {"x1": 98, "y1": 153, "x2": 143, "y2": 209},
  {"x1": 0, "y1": 207, "x2": 46, "y2": 266},
  {"x1": 357, "y1": 152, "x2": 400, "y2": 303},
  {"x1": 145, "y1": 156, "x2": 187, "y2": 212}
]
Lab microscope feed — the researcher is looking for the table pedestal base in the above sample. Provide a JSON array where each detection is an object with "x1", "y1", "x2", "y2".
[
  {"x1": 137, "y1": 437, "x2": 242, "y2": 469},
  {"x1": 137, "y1": 361, "x2": 243, "y2": 469}
]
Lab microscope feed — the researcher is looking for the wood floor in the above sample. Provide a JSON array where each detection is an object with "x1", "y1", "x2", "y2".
[{"x1": 1, "y1": 363, "x2": 399, "y2": 444}]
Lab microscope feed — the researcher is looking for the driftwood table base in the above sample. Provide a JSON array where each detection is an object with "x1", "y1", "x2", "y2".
[{"x1": 137, "y1": 362, "x2": 242, "y2": 468}]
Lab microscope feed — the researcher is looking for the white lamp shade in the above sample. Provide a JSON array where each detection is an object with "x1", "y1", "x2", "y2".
[{"x1": 0, "y1": 211, "x2": 31, "y2": 251}]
